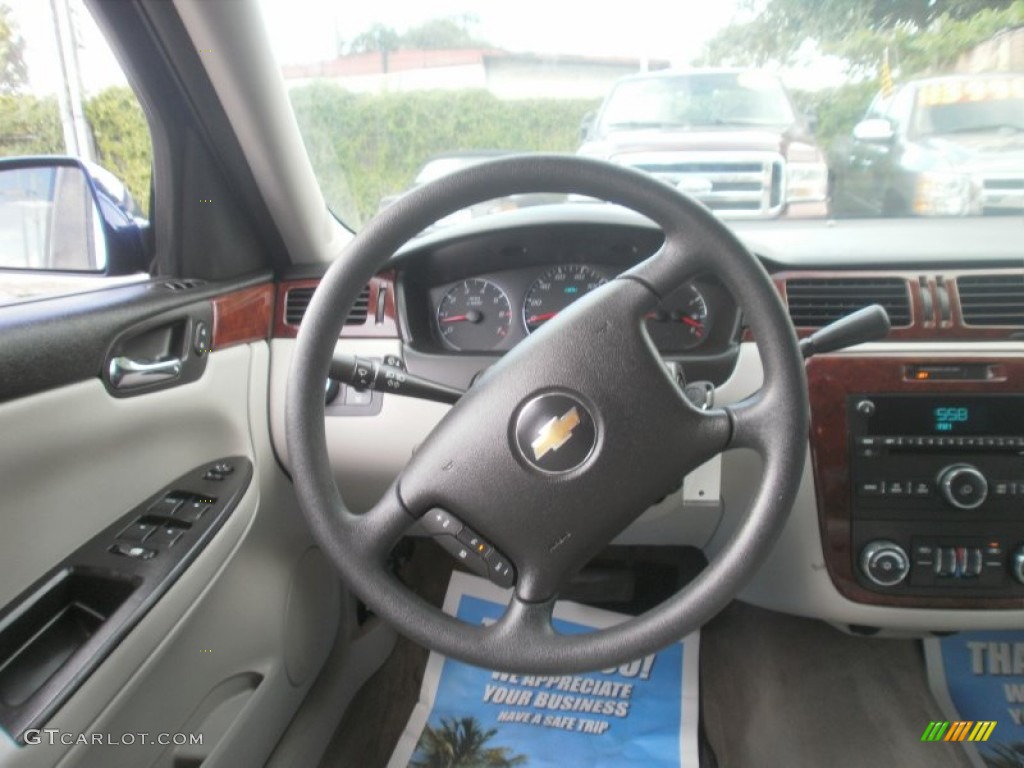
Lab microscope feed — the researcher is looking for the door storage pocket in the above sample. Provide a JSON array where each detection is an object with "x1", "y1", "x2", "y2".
[{"x1": 0, "y1": 568, "x2": 137, "y2": 708}]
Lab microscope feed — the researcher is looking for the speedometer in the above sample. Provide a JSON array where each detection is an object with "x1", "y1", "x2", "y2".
[
  {"x1": 523, "y1": 265, "x2": 608, "y2": 333},
  {"x1": 436, "y1": 278, "x2": 512, "y2": 351}
]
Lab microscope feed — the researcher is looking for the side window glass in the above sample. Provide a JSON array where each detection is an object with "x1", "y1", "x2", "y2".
[
  {"x1": 885, "y1": 88, "x2": 915, "y2": 133},
  {"x1": 0, "y1": 0, "x2": 153, "y2": 305},
  {"x1": 865, "y1": 93, "x2": 891, "y2": 120}
]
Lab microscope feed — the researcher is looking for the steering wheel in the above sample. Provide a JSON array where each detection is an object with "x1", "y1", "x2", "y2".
[{"x1": 286, "y1": 154, "x2": 807, "y2": 674}]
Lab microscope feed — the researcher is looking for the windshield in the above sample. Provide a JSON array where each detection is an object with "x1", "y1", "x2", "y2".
[
  {"x1": 597, "y1": 72, "x2": 795, "y2": 131},
  {"x1": 912, "y1": 79, "x2": 1024, "y2": 137},
  {"x1": 260, "y1": 1, "x2": 1024, "y2": 229}
]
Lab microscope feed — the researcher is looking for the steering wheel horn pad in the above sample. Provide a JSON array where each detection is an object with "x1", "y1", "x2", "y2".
[{"x1": 286, "y1": 154, "x2": 807, "y2": 673}]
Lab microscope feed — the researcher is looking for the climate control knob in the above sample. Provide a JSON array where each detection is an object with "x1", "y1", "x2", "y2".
[
  {"x1": 1012, "y1": 547, "x2": 1024, "y2": 586},
  {"x1": 938, "y1": 464, "x2": 988, "y2": 510},
  {"x1": 860, "y1": 540, "x2": 910, "y2": 587}
]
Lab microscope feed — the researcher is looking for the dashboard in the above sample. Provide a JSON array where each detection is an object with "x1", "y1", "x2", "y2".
[{"x1": 268, "y1": 206, "x2": 1024, "y2": 633}]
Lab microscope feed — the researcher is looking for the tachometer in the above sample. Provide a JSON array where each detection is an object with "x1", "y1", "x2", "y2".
[
  {"x1": 523, "y1": 265, "x2": 608, "y2": 333},
  {"x1": 645, "y1": 284, "x2": 710, "y2": 351},
  {"x1": 436, "y1": 278, "x2": 512, "y2": 351}
]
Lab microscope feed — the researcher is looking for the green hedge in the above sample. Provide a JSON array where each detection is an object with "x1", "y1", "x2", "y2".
[
  {"x1": 0, "y1": 93, "x2": 62, "y2": 157},
  {"x1": 1, "y1": 84, "x2": 600, "y2": 226},
  {"x1": 0, "y1": 86, "x2": 151, "y2": 216},
  {"x1": 289, "y1": 84, "x2": 600, "y2": 226},
  {"x1": 83, "y1": 87, "x2": 152, "y2": 216},
  {"x1": 790, "y1": 81, "x2": 880, "y2": 151}
]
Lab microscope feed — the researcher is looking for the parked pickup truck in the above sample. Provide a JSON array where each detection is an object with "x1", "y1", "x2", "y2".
[
  {"x1": 577, "y1": 68, "x2": 828, "y2": 218},
  {"x1": 830, "y1": 73, "x2": 1024, "y2": 217}
]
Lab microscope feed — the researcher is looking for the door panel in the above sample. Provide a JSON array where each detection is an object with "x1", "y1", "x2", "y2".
[
  {"x1": 0, "y1": 294, "x2": 339, "y2": 766},
  {"x1": 0, "y1": 347, "x2": 251, "y2": 609}
]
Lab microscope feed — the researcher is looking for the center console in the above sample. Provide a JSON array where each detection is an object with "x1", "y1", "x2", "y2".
[
  {"x1": 849, "y1": 394, "x2": 1024, "y2": 596},
  {"x1": 808, "y1": 355, "x2": 1024, "y2": 609}
]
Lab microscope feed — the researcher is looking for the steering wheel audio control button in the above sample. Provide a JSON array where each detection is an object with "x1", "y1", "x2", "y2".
[
  {"x1": 420, "y1": 508, "x2": 463, "y2": 537},
  {"x1": 457, "y1": 526, "x2": 493, "y2": 558},
  {"x1": 434, "y1": 534, "x2": 490, "y2": 578},
  {"x1": 483, "y1": 550, "x2": 515, "y2": 588},
  {"x1": 421, "y1": 508, "x2": 515, "y2": 587}
]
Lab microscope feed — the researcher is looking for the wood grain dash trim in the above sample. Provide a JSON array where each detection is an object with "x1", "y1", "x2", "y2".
[{"x1": 212, "y1": 284, "x2": 274, "y2": 350}]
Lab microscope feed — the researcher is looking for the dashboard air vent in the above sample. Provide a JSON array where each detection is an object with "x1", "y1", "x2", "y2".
[
  {"x1": 285, "y1": 284, "x2": 371, "y2": 326},
  {"x1": 153, "y1": 278, "x2": 206, "y2": 292},
  {"x1": 957, "y1": 274, "x2": 1024, "y2": 327},
  {"x1": 786, "y1": 277, "x2": 911, "y2": 327}
]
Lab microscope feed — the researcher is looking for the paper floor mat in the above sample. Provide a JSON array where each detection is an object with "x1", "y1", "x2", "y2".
[
  {"x1": 925, "y1": 631, "x2": 1024, "y2": 767},
  {"x1": 388, "y1": 572, "x2": 700, "y2": 767}
]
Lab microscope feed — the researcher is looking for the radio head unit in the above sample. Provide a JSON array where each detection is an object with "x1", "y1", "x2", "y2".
[{"x1": 848, "y1": 394, "x2": 1024, "y2": 597}]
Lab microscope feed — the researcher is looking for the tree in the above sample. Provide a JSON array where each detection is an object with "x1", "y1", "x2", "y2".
[
  {"x1": 699, "y1": 0, "x2": 1024, "y2": 76},
  {"x1": 84, "y1": 86, "x2": 153, "y2": 215},
  {"x1": 348, "y1": 23, "x2": 401, "y2": 55},
  {"x1": 348, "y1": 23, "x2": 400, "y2": 72},
  {"x1": 402, "y1": 17, "x2": 488, "y2": 50},
  {"x1": 346, "y1": 17, "x2": 490, "y2": 55},
  {"x1": 411, "y1": 716, "x2": 527, "y2": 768},
  {"x1": 699, "y1": 1, "x2": 1024, "y2": 154},
  {"x1": 0, "y1": 94, "x2": 62, "y2": 156},
  {"x1": 0, "y1": 2, "x2": 28, "y2": 94}
]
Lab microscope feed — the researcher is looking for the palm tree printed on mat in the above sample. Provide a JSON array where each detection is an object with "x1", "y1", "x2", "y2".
[{"x1": 411, "y1": 716, "x2": 528, "y2": 767}]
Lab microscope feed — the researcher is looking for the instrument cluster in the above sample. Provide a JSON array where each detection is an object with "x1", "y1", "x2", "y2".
[{"x1": 427, "y1": 263, "x2": 726, "y2": 355}]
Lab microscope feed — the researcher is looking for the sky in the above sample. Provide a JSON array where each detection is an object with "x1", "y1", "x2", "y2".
[
  {"x1": 7, "y1": 0, "x2": 124, "y2": 95},
  {"x1": 258, "y1": 0, "x2": 741, "y2": 67},
  {"x1": 255, "y1": 0, "x2": 845, "y2": 88},
  {"x1": 4, "y1": 0, "x2": 844, "y2": 98}
]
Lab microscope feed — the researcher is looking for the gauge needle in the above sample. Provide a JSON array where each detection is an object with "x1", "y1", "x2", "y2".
[
  {"x1": 527, "y1": 312, "x2": 559, "y2": 324},
  {"x1": 441, "y1": 310, "x2": 483, "y2": 324},
  {"x1": 680, "y1": 316, "x2": 704, "y2": 330}
]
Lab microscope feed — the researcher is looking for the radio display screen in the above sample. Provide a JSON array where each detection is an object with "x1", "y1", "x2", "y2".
[{"x1": 858, "y1": 395, "x2": 1024, "y2": 436}]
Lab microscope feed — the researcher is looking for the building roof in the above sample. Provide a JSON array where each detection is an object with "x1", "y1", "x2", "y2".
[{"x1": 281, "y1": 49, "x2": 670, "y2": 80}]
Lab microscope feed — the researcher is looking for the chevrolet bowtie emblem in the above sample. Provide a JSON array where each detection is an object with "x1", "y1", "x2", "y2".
[{"x1": 531, "y1": 407, "x2": 581, "y2": 461}]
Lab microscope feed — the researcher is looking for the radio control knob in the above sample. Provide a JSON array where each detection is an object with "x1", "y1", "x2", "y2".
[
  {"x1": 938, "y1": 464, "x2": 988, "y2": 510},
  {"x1": 1012, "y1": 547, "x2": 1024, "y2": 586},
  {"x1": 860, "y1": 540, "x2": 910, "y2": 587}
]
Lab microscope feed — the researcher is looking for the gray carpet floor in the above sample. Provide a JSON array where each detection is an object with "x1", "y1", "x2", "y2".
[
  {"x1": 320, "y1": 551, "x2": 972, "y2": 767},
  {"x1": 700, "y1": 603, "x2": 971, "y2": 768}
]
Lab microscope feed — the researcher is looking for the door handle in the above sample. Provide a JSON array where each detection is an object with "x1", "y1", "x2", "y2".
[{"x1": 108, "y1": 356, "x2": 182, "y2": 389}]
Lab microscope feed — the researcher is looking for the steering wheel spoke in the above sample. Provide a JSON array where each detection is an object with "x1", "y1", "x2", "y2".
[
  {"x1": 666, "y1": 403, "x2": 735, "y2": 467},
  {"x1": 720, "y1": 394, "x2": 772, "y2": 452},
  {"x1": 495, "y1": 593, "x2": 557, "y2": 642},
  {"x1": 344, "y1": 483, "x2": 418, "y2": 562},
  {"x1": 621, "y1": 236, "x2": 708, "y2": 301}
]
